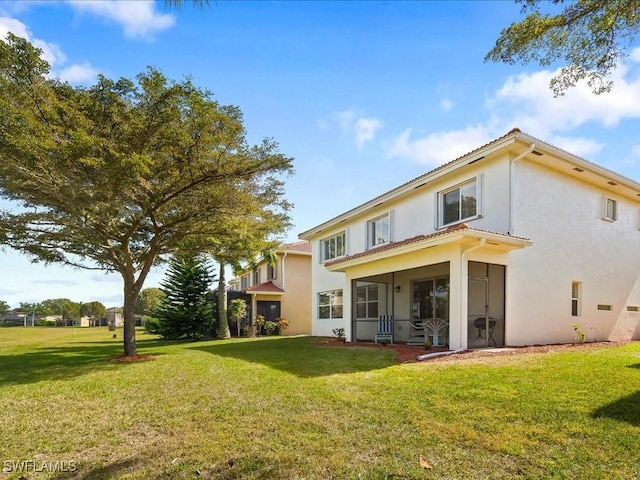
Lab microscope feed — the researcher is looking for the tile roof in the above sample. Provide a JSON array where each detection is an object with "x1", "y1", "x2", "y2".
[
  {"x1": 244, "y1": 281, "x2": 285, "y2": 293},
  {"x1": 281, "y1": 241, "x2": 311, "y2": 253},
  {"x1": 324, "y1": 223, "x2": 530, "y2": 267}
]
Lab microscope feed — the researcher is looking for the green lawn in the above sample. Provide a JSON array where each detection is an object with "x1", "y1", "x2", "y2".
[{"x1": 0, "y1": 327, "x2": 639, "y2": 479}]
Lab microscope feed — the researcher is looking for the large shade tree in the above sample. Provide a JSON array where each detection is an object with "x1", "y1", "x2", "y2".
[
  {"x1": 486, "y1": 0, "x2": 640, "y2": 96},
  {"x1": 0, "y1": 34, "x2": 293, "y2": 356}
]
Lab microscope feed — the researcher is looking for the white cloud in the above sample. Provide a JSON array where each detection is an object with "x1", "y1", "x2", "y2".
[
  {"x1": 546, "y1": 135, "x2": 604, "y2": 158},
  {"x1": 389, "y1": 57, "x2": 640, "y2": 166},
  {"x1": 0, "y1": 17, "x2": 66, "y2": 66},
  {"x1": 631, "y1": 145, "x2": 640, "y2": 157},
  {"x1": 68, "y1": 1, "x2": 175, "y2": 39},
  {"x1": 336, "y1": 109, "x2": 383, "y2": 149},
  {"x1": 630, "y1": 47, "x2": 640, "y2": 63},
  {"x1": 0, "y1": 16, "x2": 99, "y2": 85},
  {"x1": 57, "y1": 62, "x2": 99, "y2": 85},
  {"x1": 354, "y1": 118, "x2": 383, "y2": 149},
  {"x1": 388, "y1": 125, "x2": 493, "y2": 166},
  {"x1": 440, "y1": 98, "x2": 453, "y2": 112}
]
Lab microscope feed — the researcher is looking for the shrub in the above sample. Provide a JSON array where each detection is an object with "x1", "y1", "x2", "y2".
[{"x1": 144, "y1": 317, "x2": 161, "y2": 334}]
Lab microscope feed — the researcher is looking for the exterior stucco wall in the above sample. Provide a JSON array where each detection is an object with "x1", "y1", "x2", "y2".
[
  {"x1": 310, "y1": 232, "x2": 346, "y2": 337},
  {"x1": 507, "y1": 160, "x2": 640, "y2": 345},
  {"x1": 279, "y1": 253, "x2": 312, "y2": 335}
]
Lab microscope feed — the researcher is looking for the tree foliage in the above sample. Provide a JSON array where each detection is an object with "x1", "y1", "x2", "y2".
[
  {"x1": 0, "y1": 34, "x2": 293, "y2": 355},
  {"x1": 40, "y1": 298, "x2": 81, "y2": 325},
  {"x1": 80, "y1": 301, "x2": 106, "y2": 319},
  {"x1": 0, "y1": 300, "x2": 9, "y2": 316},
  {"x1": 155, "y1": 255, "x2": 215, "y2": 340},
  {"x1": 486, "y1": 0, "x2": 640, "y2": 95},
  {"x1": 136, "y1": 287, "x2": 166, "y2": 316},
  {"x1": 228, "y1": 298, "x2": 248, "y2": 337}
]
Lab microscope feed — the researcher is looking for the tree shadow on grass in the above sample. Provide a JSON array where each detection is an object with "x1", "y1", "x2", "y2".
[
  {"x1": 0, "y1": 338, "x2": 164, "y2": 387},
  {"x1": 592, "y1": 390, "x2": 640, "y2": 426},
  {"x1": 190, "y1": 336, "x2": 398, "y2": 378}
]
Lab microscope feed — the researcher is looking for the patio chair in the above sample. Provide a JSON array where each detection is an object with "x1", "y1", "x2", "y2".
[
  {"x1": 407, "y1": 320, "x2": 426, "y2": 346},
  {"x1": 375, "y1": 314, "x2": 394, "y2": 344},
  {"x1": 424, "y1": 318, "x2": 449, "y2": 347}
]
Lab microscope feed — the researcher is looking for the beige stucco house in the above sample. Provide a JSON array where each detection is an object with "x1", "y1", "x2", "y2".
[
  {"x1": 229, "y1": 241, "x2": 312, "y2": 336},
  {"x1": 299, "y1": 129, "x2": 640, "y2": 350}
]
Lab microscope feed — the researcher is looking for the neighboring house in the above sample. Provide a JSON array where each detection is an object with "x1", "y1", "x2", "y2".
[
  {"x1": 299, "y1": 128, "x2": 640, "y2": 349},
  {"x1": 228, "y1": 241, "x2": 312, "y2": 336},
  {"x1": 105, "y1": 307, "x2": 124, "y2": 327},
  {"x1": 1, "y1": 311, "x2": 35, "y2": 326}
]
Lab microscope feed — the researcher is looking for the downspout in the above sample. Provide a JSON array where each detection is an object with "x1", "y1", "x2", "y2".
[
  {"x1": 509, "y1": 143, "x2": 535, "y2": 234},
  {"x1": 457, "y1": 237, "x2": 487, "y2": 351},
  {"x1": 280, "y1": 251, "x2": 288, "y2": 289}
]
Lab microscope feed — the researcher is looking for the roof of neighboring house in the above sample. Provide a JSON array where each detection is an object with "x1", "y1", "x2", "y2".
[
  {"x1": 324, "y1": 223, "x2": 531, "y2": 270},
  {"x1": 280, "y1": 240, "x2": 312, "y2": 254},
  {"x1": 299, "y1": 128, "x2": 640, "y2": 239},
  {"x1": 244, "y1": 281, "x2": 285, "y2": 294}
]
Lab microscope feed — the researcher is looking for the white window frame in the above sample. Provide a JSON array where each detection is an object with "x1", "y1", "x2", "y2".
[
  {"x1": 571, "y1": 282, "x2": 581, "y2": 317},
  {"x1": 437, "y1": 176, "x2": 482, "y2": 228},
  {"x1": 318, "y1": 289, "x2": 343, "y2": 319},
  {"x1": 366, "y1": 213, "x2": 390, "y2": 249},
  {"x1": 320, "y1": 231, "x2": 346, "y2": 262},
  {"x1": 602, "y1": 196, "x2": 617, "y2": 222}
]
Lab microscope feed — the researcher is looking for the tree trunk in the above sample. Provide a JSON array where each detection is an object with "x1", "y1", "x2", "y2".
[
  {"x1": 216, "y1": 262, "x2": 231, "y2": 339},
  {"x1": 123, "y1": 275, "x2": 139, "y2": 357}
]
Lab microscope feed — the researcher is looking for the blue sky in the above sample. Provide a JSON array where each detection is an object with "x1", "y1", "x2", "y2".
[{"x1": 1, "y1": 1, "x2": 639, "y2": 308}]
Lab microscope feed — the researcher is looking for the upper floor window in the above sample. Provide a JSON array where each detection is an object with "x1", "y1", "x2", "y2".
[
  {"x1": 602, "y1": 197, "x2": 617, "y2": 221},
  {"x1": 321, "y1": 231, "x2": 346, "y2": 262},
  {"x1": 240, "y1": 274, "x2": 249, "y2": 290},
  {"x1": 367, "y1": 213, "x2": 390, "y2": 249},
  {"x1": 253, "y1": 269, "x2": 261, "y2": 285},
  {"x1": 438, "y1": 177, "x2": 480, "y2": 227},
  {"x1": 267, "y1": 262, "x2": 277, "y2": 280}
]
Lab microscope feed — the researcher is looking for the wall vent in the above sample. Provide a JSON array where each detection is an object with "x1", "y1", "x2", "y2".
[
  {"x1": 573, "y1": 167, "x2": 584, "y2": 172},
  {"x1": 597, "y1": 304, "x2": 613, "y2": 311},
  {"x1": 627, "y1": 306, "x2": 639, "y2": 312}
]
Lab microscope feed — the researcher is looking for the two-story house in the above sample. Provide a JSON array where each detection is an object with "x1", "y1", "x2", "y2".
[
  {"x1": 299, "y1": 129, "x2": 640, "y2": 350},
  {"x1": 228, "y1": 241, "x2": 312, "y2": 336}
]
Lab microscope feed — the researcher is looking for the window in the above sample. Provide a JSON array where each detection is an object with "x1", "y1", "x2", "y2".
[
  {"x1": 321, "y1": 231, "x2": 346, "y2": 262},
  {"x1": 318, "y1": 290, "x2": 343, "y2": 319},
  {"x1": 627, "y1": 306, "x2": 639, "y2": 312},
  {"x1": 240, "y1": 275, "x2": 249, "y2": 290},
  {"x1": 571, "y1": 282, "x2": 581, "y2": 317},
  {"x1": 253, "y1": 269, "x2": 261, "y2": 285},
  {"x1": 267, "y1": 263, "x2": 277, "y2": 280},
  {"x1": 438, "y1": 177, "x2": 479, "y2": 227},
  {"x1": 367, "y1": 214, "x2": 389, "y2": 248},
  {"x1": 356, "y1": 284, "x2": 380, "y2": 319},
  {"x1": 597, "y1": 304, "x2": 613, "y2": 311},
  {"x1": 602, "y1": 197, "x2": 617, "y2": 221}
]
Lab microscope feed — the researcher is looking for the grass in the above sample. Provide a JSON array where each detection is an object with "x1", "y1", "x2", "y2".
[{"x1": 0, "y1": 327, "x2": 639, "y2": 479}]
